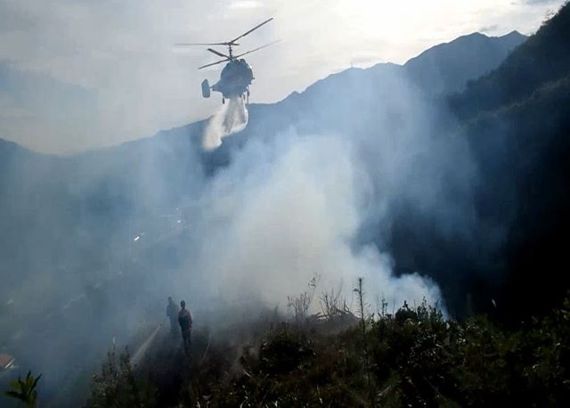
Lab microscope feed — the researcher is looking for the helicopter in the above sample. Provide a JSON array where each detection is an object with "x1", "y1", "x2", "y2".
[{"x1": 177, "y1": 18, "x2": 276, "y2": 104}]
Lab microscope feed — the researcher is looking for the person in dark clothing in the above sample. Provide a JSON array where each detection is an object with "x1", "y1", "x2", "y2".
[
  {"x1": 178, "y1": 300, "x2": 192, "y2": 356},
  {"x1": 166, "y1": 297, "x2": 179, "y2": 338}
]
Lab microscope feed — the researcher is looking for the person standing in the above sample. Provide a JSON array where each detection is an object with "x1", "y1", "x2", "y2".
[
  {"x1": 166, "y1": 297, "x2": 179, "y2": 338},
  {"x1": 178, "y1": 300, "x2": 193, "y2": 356}
]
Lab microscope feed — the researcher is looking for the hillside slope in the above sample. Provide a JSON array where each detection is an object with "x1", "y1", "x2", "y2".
[{"x1": 450, "y1": 2, "x2": 570, "y2": 318}]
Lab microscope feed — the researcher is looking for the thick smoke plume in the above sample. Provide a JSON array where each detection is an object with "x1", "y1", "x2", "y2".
[
  {"x1": 183, "y1": 131, "x2": 443, "y2": 312},
  {"x1": 202, "y1": 97, "x2": 248, "y2": 150}
]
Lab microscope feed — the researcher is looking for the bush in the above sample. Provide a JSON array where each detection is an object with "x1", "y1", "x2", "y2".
[
  {"x1": 86, "y1": 347, "x2": 156, "y2": 408},
  {"x1": 83, "y1": 294, "x2": 570, "y2": 407}
]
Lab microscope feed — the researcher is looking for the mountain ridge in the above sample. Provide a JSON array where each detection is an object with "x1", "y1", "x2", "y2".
[
  {"x1": 450, "y1": 4, "x2": 570, "y2": 118},
  {"x1": 0, "y1": 30, "x2": 527, "y2": 157}
]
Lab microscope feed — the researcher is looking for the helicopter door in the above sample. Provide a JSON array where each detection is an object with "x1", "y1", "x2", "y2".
[{"x1": 201, "y1": 79, "x2": 211, "y2": 98}]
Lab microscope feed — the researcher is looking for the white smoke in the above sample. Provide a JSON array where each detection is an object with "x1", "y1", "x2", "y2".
[
  {"x1": 183, "y1": 130, "x2": 443, "y2": 312},
  {"x1": 202, "y1": 97, "x2": 249, "y2": 150}
]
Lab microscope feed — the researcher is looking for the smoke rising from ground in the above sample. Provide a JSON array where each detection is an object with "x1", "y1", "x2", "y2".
[
  {"x1": 202, "y1": 97, "x2": 249, "y2": 150},
  {"x1": 187, "y1": 132, "x2": 443, "y2": 310}
]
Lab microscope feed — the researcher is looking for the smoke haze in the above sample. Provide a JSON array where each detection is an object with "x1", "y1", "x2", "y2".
[{"x1": 0, "y1": 27, "x2": 532, "y2": 405}]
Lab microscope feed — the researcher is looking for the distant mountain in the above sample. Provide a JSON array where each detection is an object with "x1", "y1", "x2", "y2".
[
  {"x1": 279, "y1": 30, "x2": 527, "y2": 108},
  {"x1": 451, "y1": 6, "x2": 570, "y2": 118},
  {"x1": 405, "y1": 31, "x2": 527, "y2": 96}
]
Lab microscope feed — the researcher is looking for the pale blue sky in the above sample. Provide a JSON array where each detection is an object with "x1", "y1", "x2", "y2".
[{"x1": 0, "y1": 0, "x2": 565, "y2": 153}]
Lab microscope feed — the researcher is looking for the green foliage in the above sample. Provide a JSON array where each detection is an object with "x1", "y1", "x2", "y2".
[
  {"x1": 86, "y1": 346, "x2": 156, "y2": 408},
  {"x1": 218, "y1": 324, "x2": 368, "y2": 407},
  {"x1": 189, "y1": 297, "x2": 569, "y2": 407},
  {"x1": 84, "y1": 295, "x2": 570, "y2": 407},
  {"x1": 4, "y1": 371, "x2": 41, "y2": 408}
]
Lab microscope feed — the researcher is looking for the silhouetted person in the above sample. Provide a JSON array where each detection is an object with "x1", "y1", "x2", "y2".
[
  {"x1": 166, "y1": 297, "x2": 179, "y2": 337},
  {"x1": 178, "y1": 300, "x2": 193, "y2": 356}
]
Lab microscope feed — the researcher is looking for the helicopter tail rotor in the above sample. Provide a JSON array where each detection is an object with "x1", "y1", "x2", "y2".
[{"x1": 201, "y1": 79, "x2": 211, "y2": 98}]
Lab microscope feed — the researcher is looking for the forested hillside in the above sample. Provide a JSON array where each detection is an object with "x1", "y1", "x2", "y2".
[{"x1": 450, "y1": 2, "x2": 570, "y2": 319}]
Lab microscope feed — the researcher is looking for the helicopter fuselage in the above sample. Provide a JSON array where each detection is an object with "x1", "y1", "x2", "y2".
[
  {"x1": 183, "y1": 17, "x2": 274, "y2": 103},
  {"x1": 210, "y1": 59, "x2": 254, "y2": 100}
]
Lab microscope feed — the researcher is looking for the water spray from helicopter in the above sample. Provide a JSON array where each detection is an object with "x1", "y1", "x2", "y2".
[
  {"x1": 202, "y1": 96, "x2": 249, "y2": 150},
  {"x1": 176, "y1": 18, "x2": 277, "y2": 149}
]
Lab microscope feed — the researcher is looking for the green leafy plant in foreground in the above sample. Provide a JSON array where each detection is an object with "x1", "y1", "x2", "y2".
[{"x1": 4, "y1": 371, "x2": 41, "y2": 408}]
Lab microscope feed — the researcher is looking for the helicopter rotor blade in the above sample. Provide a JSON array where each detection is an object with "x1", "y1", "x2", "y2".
[
  {"x1": 198, "y1": 58, "x2": 229, "y2": 70},
  {"x1": 175, "y1": 42, "x2": 230, "y2": 47},
  {"x1": 234, "y1": 40, "x2": 281, "y2": 59},
  {"x1": 229, "y1": 17, "x2": 274, "y2": 44},
  {"x1": 207, "y1": 48, "x2": 231, "y2": 59}
]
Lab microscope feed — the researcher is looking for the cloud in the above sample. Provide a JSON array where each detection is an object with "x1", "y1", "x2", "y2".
[
  {"x1": 0, "y1": 62, "x2": 100, "y2": 152},
  {"x1": 228, "y1": 1, "x2": 264, "y2": 10},
  {"x1": 479, "y1": 24, "x2": 500, "y2": 33},
  {"x1": 520, "y1": 0, "x2": 560, "y2": 4}
]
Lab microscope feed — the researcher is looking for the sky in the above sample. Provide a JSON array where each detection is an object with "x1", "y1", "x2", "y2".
[{"x1": 0, "y1": 0, "x2": 565, "y2": 153}]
